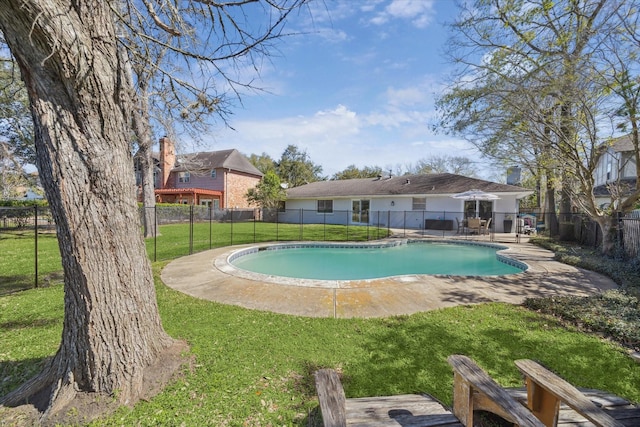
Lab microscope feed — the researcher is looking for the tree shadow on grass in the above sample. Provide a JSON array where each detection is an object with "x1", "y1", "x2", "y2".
[
  {"x1": 0, "y1": 275, "x2": 35, "y2": 295},
  {"x1": 339, "y1": 305, "x2": 637, "y2": 407},
  {"x1": 0, "y1": 357, "x2": 50, "y2": 398},
  {"x1": 1, "y1": 316, "x2": 60, "y2": 331},
  {"x1": 0, "y1": 272, "x2": 63, "y2": 296}
]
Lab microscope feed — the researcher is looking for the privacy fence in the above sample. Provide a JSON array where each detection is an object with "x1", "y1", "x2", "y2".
[{"x1": 2, "y1": 204, "x2": 640, "y2": 290}]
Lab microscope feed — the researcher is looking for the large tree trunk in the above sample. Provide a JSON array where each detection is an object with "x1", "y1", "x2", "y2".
[
  {"x1": 127, "y1": 55, "x2": 159, "y2": 239},
  {"x1": 597, "y1": 215, "x2": 620, "y2": 256},
  {"x1": 0, "y1": 1, "x2": 182, "y2": 421},
  {"x1": 132, "y1": 100, "x2": 160, "y2": 238},
  {"x1": 544, "y1": 173, "x2": 559, "y2": 236}
]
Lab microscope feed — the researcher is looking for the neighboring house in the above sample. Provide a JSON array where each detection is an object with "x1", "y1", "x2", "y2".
[
  {"x1": 593, "y1": 134, "x2": 638, "y2": 207},
  {"x1": 135, "y1": 137, "x2": 263, "y2": 208},
  {"x1": 284, "y1": 173, "x2": 533, "y2": 232}
]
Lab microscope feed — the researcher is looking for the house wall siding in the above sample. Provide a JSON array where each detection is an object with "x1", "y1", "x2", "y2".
[
  {"x1": 593, "y1": 149, "x2": 639, "y2": 186},
  {"x1": 622, "y1": 152, "x2": 637, "y2": 179},
  {"x1": 171, "y1": 169, "x2": 225, "y2": 191},
  {"x1": 284, "y1": 194, "x2": 523, "y2": 232}
]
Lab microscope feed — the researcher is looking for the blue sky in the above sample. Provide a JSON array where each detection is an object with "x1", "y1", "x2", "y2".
[{"x1": 193, "y1": 0, "x2": 494, "y2": 179}]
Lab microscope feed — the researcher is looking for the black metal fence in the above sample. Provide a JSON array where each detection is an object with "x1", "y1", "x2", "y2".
[{"x1": 3, "y1": 205, "x2": 640, "y2": 291}]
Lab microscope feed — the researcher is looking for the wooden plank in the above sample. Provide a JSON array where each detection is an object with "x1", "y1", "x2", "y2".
[
  {"x1": 515, "y1": 359, "x2": 626, "y2": 427},
  {"x1": 447, "y1": 355, "x2": 545, "y2": 427},
  {"x1": 526, "y1": 377, "x2": 561, "y2": 426},
  {"x1": 506, "y1": 387, "x2": 640, "y2": 426},
  {"x1": 608, "y1": 407, "x2": 640, "y2": 425},
  {"x1": 314, "y1": 369, "x2": 347, "y2": 427},
  {"x1": 345, "y1": 394, "x2": 462, "y2": 427}
]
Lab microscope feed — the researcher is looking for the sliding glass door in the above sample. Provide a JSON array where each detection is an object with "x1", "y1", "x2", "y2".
[{"x1": 352, "y1": 199, "x2": 370, "y2": 224}]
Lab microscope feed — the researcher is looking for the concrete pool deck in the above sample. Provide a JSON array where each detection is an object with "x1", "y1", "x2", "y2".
[{"x1": 160, "y1": 239, "x2": 619, "y2": 318}]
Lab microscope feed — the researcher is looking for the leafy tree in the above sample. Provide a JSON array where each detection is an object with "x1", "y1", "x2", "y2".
[
  {"x1": 248, "y1": 152, "x2": 277, "y2": 174},
  {"x1": 246, "y1": 170, "x2": 286, "y2": 209},
  {"x1": 331, "y1": 164, "x2": 383, "y2": 180},
  {"x1": 437, "y1": 0, "x2": 639, "y2": 254},
  {"x1": 0, "y1": 142, "x2": 29, "y2": 199},
  {"x1": 0, "y1": 57, "x2": 33, "y2": 166},
  {"x1": 405, "y1": 155, "x2": 478, "y2": 177},
  {"x1": 0, "y1": 57, "x2": 35, "y2": 199},
  {"x1": 276, "y1": 144, "x2": 324, "y2": 187},
  {"x1": 0, "y1": 0, "x2": 307, "y2": 422}
]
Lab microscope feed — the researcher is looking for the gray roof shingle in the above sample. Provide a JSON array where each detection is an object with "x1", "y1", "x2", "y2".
[
  {"x1": 286, "y1": 173, "x2": 531, "y2": 198},
  {"x1": 608, "y1": 134, "x2": 635, "y2": 152},
  {"x1": 173, "y1": 149, "x2": 262, "y2": 177}
]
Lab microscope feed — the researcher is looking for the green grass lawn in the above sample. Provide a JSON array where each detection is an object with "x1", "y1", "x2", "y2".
[
  {"x1": 0, "y1": 231, "x2": 62, "y2": 293},
  {"x1": 0, "y1": 222, "x2": 390, "y2": 293},
  {"x1": 146, "y1": 222, "x2": 389, "y2": 261},
  {"x1": 1, "y1": 274, "x2": 639, "y2": 426},
  {"x1": 1, "y1": 227, "x2": 639, "y2": 425}
]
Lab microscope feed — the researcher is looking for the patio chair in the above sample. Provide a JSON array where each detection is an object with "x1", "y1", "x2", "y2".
[
  {"x1": 481, "y1": 217, "x2": 492, "y2": 234},
  {"x1": 456, "y1": 217, "x2": 466, "y2": 234},
  {"x1": 467, "y1": 218, "x2": 481, "y2": 234}
]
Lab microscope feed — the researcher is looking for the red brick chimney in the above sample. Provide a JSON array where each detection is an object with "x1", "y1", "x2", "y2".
[{"x1": 159, "y1": 137, "x2": 175, "y2": 189}]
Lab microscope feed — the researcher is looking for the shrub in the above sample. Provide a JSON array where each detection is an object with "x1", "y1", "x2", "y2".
[{"x1": 524, "y1": 291, "x2": 640, "y2": 351}]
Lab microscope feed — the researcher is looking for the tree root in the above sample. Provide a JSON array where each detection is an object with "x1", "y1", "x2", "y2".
[{"x1": 0, "y1": 339, "x2": 190, "y2": 426}]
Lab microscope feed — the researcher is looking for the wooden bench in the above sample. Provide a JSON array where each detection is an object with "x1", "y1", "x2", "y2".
[
  {"x1": 514, "y1": 359, "x2": 636, "y2": 426},
  {"x1": 314, "y1": 355, "x2": 639, "y2": 427},
  {"x1": 449, "y1": 355, "x2": 544, "y2": 427},
  {"x1": 314, "y1": 355, "x2": 544, "y2": 427}
]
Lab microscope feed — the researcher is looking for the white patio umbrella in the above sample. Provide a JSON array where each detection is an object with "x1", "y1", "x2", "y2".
[{"x1": 451, "y1": 189, "x2": 500, "y2": 217}]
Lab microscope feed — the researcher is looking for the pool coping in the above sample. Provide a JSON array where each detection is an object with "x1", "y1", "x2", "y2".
[{"x1": 161, "y1": 240, "x2": 620, "y2": 318}]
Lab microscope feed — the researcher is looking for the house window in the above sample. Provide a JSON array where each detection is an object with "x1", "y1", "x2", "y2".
[
  {"x1": 211, "y1": 169, "x2": 217, "y2": 179},
  {"x1": 277, "y1": 200, "x2": 286, "y2": 212},
  {"x1": 412, "y1": 197, "x2": 426, "y2": 211},
  {"x1": 317, "y1": 200, "x2": 333, "y2": 213},
  {"x1": 178, "y1": 171, "x2": 190, "y2": 183}
]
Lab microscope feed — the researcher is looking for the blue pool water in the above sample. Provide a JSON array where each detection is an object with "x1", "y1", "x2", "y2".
[{"x1": 230, "y1": 242, "x2": 524, "y2": 280}]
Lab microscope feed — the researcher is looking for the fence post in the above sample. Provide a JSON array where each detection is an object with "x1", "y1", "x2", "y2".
[
  {"x1": 299, "y1": 209, "x2": 303, "y2": 240},
  {"x1": 323, "y1": 212, "x2": 327, "y2": 241},
  {"x1": 403, "y1": 211, "x2": 407, "y2": 237},
  {"x1": 153, "y1": 206, "x2": 158, "y2": 261},
  {"x1": 346, "y1": 210, "x2": 349, "y2": 241},
  {"x1": 366, "y1": 211, "x2": 370, "y2": 241},
  {"x1": 617, "y1": 211, "x2": 624, "y2": 252},
  {"x1": 189, "y1": 204, "x2": 194, "y2": 255},
  {"x1": 209, "y1": 204, "x2": 213, "y2": 249},
  {"x1": 34, "y1": 205, "x2": 38, "y2": 288}
]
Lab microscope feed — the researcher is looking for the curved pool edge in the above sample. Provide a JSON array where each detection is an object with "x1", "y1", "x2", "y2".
[
  {"x1": 214, "y1": 239, "x2": 530, "y2": 288},
  {"x1": 161, "y1": 241, "x2": 620, "y2": 318}
]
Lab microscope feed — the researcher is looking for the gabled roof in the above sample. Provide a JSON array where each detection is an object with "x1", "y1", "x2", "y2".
[
  {"x1": 606, "y1": 134, "x2": 635, "y2": 153},
  {"x1": 172, "y1": 149, "x2": 263, "y2": 177},
  {"x1": 286, "y1": 173, "x2": 532, "y2": 198}
]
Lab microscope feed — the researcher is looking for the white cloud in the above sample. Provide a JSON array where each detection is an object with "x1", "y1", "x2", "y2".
[{"x1": 371, "y1": 0, "x2": 436, "y2": 29}]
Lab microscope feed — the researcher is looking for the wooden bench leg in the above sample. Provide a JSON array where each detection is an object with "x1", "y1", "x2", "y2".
[
  {"x1": 526, "y1": 377, "x2": 560, "y2": 427},
  {"x1": 314, "y1": 369, "x2": 347, "y2": 427},
  {"x1": 452, "y1": 371, "x2": 474, "y2": 426}
]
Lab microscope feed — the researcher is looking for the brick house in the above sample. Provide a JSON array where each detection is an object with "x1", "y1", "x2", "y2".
[{"x1": 137, "y1": 137, "x2": 263, "y2": 208}]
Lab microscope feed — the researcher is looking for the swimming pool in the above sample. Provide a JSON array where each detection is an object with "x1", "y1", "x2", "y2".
[{"x1": 227, "y1": 240, "x2": 526, "y2": 281}]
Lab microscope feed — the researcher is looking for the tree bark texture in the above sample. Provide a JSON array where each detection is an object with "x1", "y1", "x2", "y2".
[
  {"x1": 0, "y1": 0, "x2": 177, "y2": 418},
  {"x1": 132, "y1": 90, "x2": 160, "y2": 238}
]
